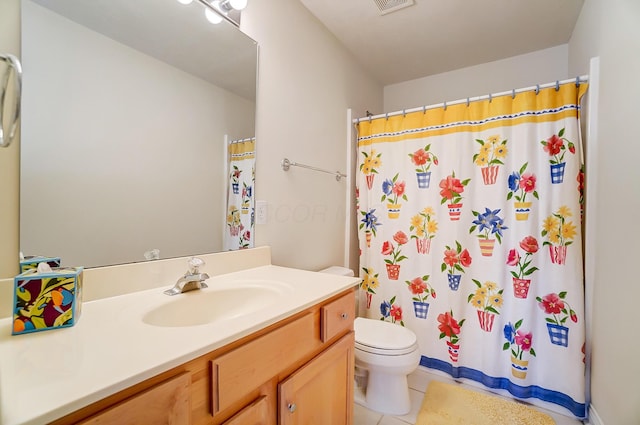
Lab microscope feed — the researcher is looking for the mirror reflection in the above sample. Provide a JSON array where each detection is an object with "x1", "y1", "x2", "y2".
[{"x1": 19, "y1": 0, "x2": 258, "y2": 268}]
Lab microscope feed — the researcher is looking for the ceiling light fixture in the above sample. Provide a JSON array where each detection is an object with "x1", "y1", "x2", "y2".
[
  {"x1": 214, "y1": 0, "x2": 248, "y2": 13},
  {"x1": 227, "y1": 0, "x2": 248, "y2": 10},
  {"x1": 211, "y1": 0, "x2": 226, "y2": 14},
  {"x1": 184, "y1": 0, "x2": 248, "y2": 26},
  {"x1": 204, "y1": 6, "x2": 223, "y2": 24}
]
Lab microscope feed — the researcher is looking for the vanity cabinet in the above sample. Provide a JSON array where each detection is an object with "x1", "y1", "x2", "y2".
[
  {"x1": 279, "y1": 332, "x2": 354, "y2": 425},
  {"x1": 50, "y1": 288, "x2": 355, "y2": 425}
]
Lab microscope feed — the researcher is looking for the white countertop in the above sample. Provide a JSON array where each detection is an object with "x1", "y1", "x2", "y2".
[{"x1": 0, "y1": 265, "x2": 360, "y2": 425}]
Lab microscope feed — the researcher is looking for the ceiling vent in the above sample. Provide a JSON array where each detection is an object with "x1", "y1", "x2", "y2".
[{"x1": 373, "y1": 0, "x2": 415, "y2": 15}]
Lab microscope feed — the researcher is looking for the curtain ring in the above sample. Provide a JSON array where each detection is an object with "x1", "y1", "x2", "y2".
[
  {"x1": 488, "y1": 93, "x2": 492, "y2": 103},
  {"x1": 512, "y1": 89, "x2": 516, "y2": 99},
  {"x1": 402, "y1": 109, "x2": 406, "y2": 118},
  {"x1": 535, "y1": 84, "x2": 540, "y2": 95},
  {"x1": 385, "y1": 113, "x2": 389, "y2": 120},
  {"x1": 423, "y1": 105, "x2": 426, "y2": 114},
  {"x1": 368, "y1": 115, "x2": 372, "y2": 123},
  {"x1": 443, "y1": 101, "x2": 447, "y2": 111},
  {"x1": 575, "y1": 76, "x2": 580, "y2": 87},
  {"x1": 466, "y1": 97, "x2": 470, "y2": 107},
  {"x1": 555, "y1": 80, "x2": 560, "y2": 91}
]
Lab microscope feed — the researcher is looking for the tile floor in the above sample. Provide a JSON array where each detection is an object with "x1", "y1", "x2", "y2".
[{"x1": 353, "y1": 368, "x2": 585, "y2": 425}]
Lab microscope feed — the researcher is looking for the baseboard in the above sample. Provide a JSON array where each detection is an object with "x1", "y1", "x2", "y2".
[{"x1": 587, "y1": 405, "x2": 604, "y2": 425}]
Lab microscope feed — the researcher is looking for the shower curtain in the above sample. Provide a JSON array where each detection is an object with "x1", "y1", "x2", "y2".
[
  {"x1": 356, "y1": 82, "x2": 588, "y2": 418},
  {"x1": 224, "y1": 138, "x2": 255, "y2": 251}
]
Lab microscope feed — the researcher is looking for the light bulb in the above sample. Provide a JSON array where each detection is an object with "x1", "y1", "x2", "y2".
[
  {"x1": 205, "y1": 8, "x2": 223, "y2": 24},
  {"x1": 176, "y1": 0, "x2": 193, "y2": 4},
  {"x1": 228, "y1": 0, "x2": 248, "y2": 10}
]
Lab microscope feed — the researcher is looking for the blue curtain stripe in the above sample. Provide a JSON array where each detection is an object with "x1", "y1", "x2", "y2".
[{"x1": 421, "y1": 356, "x2": 587, "y2": 418}]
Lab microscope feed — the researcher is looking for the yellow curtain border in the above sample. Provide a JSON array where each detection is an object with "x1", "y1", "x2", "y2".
[
  {"x1": 357, "y1": 83, "x2": 588, "y2": 147},
  {"x1": 229, "y1": 140, "x2": 255, "y2": 161}
]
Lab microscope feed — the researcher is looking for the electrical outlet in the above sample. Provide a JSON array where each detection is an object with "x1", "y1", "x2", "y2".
[{"x1": 256, "y1": 200, "x2": 268, "y2": 224}]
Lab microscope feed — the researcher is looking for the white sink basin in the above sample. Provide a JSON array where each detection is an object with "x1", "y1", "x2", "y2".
[{"x1": 142, "y1": 280, "x2": 289, "y2": 327}]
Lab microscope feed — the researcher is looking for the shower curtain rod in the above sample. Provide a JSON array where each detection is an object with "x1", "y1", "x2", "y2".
[
  {"x1": 353, "y1": 75, "x2": 589, "y2": 123},
  {"x1": 229, "y1": 137, "x2": 255, "y2": 144}
]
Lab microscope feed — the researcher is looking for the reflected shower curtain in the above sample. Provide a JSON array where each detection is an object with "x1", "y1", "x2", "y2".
[
  {"x1": 356, "y1": 83, "x2": 588, "y2": 418},
  {"x1": 224, "y1": 138, "x2": 255, "y2": 251}
]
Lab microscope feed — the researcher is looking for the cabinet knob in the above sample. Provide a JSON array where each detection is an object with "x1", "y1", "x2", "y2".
[
  {"x1": 340, "y1": 312, "x2": 349, "y2": 320},
  {"x1": 287, "y1": 403, "x2": 297, "y2": 413}
]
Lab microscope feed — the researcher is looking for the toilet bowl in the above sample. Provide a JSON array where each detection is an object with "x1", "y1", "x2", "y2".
[
  {"x1": 354, "y1": 317, "x2": 420, "y2": 415},
  {"x1": 317, "y1": 266, "x2": 420, "y2": 415}
]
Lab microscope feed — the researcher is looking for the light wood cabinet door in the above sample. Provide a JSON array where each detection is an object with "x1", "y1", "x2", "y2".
[
  {"x1": 212, "y1": 312, "x2": 316, "y2": 415},
  {"x1": 278, "y1": 332, "x2": 354, "y2": 425},
  {"x1": 78, "y1": 372, "x2": 191, "y2": 425},
  {"x1": 223, "y1": 395, "x2": 270, "y2": 425}
]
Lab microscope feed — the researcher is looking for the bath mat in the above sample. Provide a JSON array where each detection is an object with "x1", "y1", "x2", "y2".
[{"x1": 416, "y1": 380, "x2": 555, "y2": 425}]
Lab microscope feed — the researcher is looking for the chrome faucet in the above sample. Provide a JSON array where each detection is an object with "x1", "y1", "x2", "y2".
[{"x1": 164, "y1": 257, "x2": 210, "y2": 296}]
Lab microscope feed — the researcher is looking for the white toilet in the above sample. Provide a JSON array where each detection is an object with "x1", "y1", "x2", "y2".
[
  {"x1": 318, "y1": 266, "x2": 421, "y2": 416},
  {"x1": 354, "y1": 317, "x2": 421, "y2": 415}
]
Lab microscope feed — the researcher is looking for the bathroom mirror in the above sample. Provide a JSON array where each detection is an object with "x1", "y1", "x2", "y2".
[{"x1": 19, "y1": 0, "x2": 258, "y2": 268}]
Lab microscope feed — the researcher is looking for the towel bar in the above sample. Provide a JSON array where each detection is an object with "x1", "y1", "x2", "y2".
[{"x1": 0, "y1": 53, "x2": 22, "y2": 148}]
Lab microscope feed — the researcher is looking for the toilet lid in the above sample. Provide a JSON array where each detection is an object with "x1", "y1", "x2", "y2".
[{"x1": 354, "y1": 317, "x2": 418, "y2": 354}]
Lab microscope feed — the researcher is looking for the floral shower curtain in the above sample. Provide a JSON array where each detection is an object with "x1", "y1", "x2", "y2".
[
  {"x1": 356, "y1": 82, "x2": 588, "y2": 418},
  {"x1": 224, "y1": 138, "x2": 255, "y2": 251}
]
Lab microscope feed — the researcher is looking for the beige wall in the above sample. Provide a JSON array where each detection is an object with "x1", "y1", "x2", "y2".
[
  {"x1": 241, "y1": 0, "x2": 382, "y2": 272},
  {"x1": 0, "y1": 0, "x2": 20, "y2": 278},
  {"x1": 569, "y1": 0, "x2": 640, "y2": 423},
  {"x1": 384, "y1": 45, "x2": 569, "y2": 112}
]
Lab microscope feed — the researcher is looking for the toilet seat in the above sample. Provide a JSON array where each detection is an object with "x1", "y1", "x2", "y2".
[{"x1": 354, "y1": 317, "x2": 418, "y2": 356}]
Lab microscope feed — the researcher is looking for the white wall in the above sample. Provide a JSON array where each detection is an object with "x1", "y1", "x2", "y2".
[
  {"x1": 0, "y1": 0, "x2": 20, "y2": 277},
  {"x1": 568, "y1": 1, "x2": 640, "y2": 424},
  {"x1": 20, "y1": 2, "x2": 255, "y2": 268},
  {"x1": 384, "y1": 45, "x2": 569, "y2": 112},
  {"x1": 241, "y1": 0, "x2": 382, "y2": 272}
]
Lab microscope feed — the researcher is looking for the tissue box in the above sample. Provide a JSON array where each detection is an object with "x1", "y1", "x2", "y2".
[
  {"x1": 12, "y1": 267, "x2": 83, "y2": 335},
  {"x1": 19, "y1": 256, "x2": 61, "y2": 273}
]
